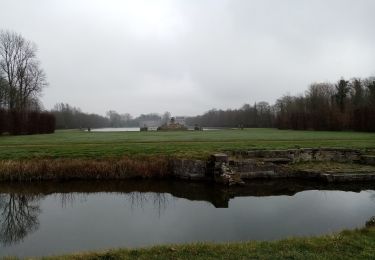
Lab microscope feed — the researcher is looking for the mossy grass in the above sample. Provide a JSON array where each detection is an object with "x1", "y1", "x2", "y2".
[
  {"x1": 11, "y1": 227, "x2": 373, "y2": 259},
  {"x1": 289, "y1": 161, "x2": 375, "y2": 173},
  {"x1": 0, "y1": 128, "x2": 374, "y2": 160}
]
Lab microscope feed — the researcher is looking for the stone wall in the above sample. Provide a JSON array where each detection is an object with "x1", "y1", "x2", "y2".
[
  {"x1": 172, "y1": 159, "x2": 208, "y2": 180},
  {"x1": 362, "y1": 155, "x2": 375, "y2": 166},
  {"x1": 230, "y1": 148, "x2": 363, "y2": 163},
  {"x1": 171, "y1": 149, "x2": 375, "y2": 184}
]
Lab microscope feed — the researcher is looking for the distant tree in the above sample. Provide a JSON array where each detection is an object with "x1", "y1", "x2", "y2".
[
  {"x1": 137, "y1": 113, "x2": 161, "y2": 121},
  {"x1": 0, "y1": 74, "x2": 8, "y2": 109},
  {"x1": 257, "y1": 101, "x2": 272, "y2": 127},
  {"x1": 52, "y1": 103, "x2": 110, "y2": 129},
  {"x1": 305, "y1": 83, "x2": 335, "y2": 130},
  {"x1": 120, "y1": 113, "x2": 132, "y2": 122},
  {"x1": 365, "y1": 78, "x2": 375, "y2": 106},
  {"x1": 106, "y1": 110, "x2": 122, "y2": 127},
  {"x1": 350, "y1": 78, "x2": 364, "y2": 107},
  {"x1": 162, "y1": 111, "x2": 171, "y2": 125},
  {"x1": 335, "y1": 79, "x2": 350, "y2": 113},
  {"x1": 241, "y1": 104, "x2": 251, "y2": 110}
]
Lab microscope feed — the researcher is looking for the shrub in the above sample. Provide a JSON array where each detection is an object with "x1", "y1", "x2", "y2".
[{"x1": 0, "y1": 110, "x2": 55, "y2": 135}]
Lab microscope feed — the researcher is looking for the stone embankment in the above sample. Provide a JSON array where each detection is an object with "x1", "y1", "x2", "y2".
[
  {"x1": 172, "y1": 148, "x2": 375, "y2": 185},
  {"x1": 1, "y1": 148, "x2": 374, "y2": 183}
]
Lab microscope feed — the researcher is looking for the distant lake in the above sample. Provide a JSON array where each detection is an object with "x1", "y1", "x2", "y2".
[
  {"x1": 1, "y1": 180, "x2": 375, "y2": 257},
  {"x1": 90, "y1": 127, "x2": 141, "y2": 132},
  {"x1": 89, "y1": 127, "x2": 222, "y2": 132}
]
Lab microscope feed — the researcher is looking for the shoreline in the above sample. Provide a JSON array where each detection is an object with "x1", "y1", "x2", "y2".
[
  {"x1": 9, "y1": 227, "x2": 375, "y2": 259},
  {"x1": 1, "y1": 148, "x2": 375, "y2": 183},
  {"x1": 1, "y1": 178, "x2": 375, "y2": 209}
]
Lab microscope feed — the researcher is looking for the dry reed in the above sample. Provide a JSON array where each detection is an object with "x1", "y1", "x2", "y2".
[{"x1": 0, "y1": 156, "x2": 172, "y2": 181}]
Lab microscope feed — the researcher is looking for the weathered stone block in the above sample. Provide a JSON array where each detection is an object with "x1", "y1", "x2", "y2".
[
  {"x1": 211, "y1": 153, "x2": 229, "y2": 163},
  {"x1": 229, "y1": 148, "x2": 363, "y2": 164},
  {"x1": 172, "y1": 159, "x2": 207, "y2": 180},
  {"x1": 362, "y1": 155, "x2": 375, "y2": 166}
]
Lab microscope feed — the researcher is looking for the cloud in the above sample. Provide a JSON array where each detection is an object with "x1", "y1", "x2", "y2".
[{"x1": 1, "y1": 0, "x2": 374, "y2": 116}]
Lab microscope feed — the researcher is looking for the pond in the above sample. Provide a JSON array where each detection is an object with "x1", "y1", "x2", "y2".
[
  {"x1": 90, "y1": 127, "x2": 141, "y2": 132},
  {"x1": 1, "y1": 180, "x2": 375, "y2": 257},
  {"x1": 89, "y1": 127, "x2": 222, "y2": 132}
]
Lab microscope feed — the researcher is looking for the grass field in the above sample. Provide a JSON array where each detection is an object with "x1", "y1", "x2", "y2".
[
  {"x1": 26, "y1": 227, "x2": 375, "y2": 260},
  {"x1": 0, "y1": 128, "x2": 375, "y2": 159}
]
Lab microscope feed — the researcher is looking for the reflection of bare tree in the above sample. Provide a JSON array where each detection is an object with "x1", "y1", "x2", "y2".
[
  {"x1": 0, "y1": 194, "x2": 41, "y2": 246},
  {"x1": 123, "y1": 192, "x2": 172, "y2": 217},
  {"x1": 368, "y1": 191, "x2": 375, "y2": 201},
  {"x1": 57, "y1": 193, "x2": 87, "y2": 208},
  {"x1": 125, "y1": 192, "x2": 149, "y2": 210},
  {"x1": 56, "y1": 191, "x2": 172, "y2": 217},
  {"x1": 152, "y1": 193, "x2": 172, "y2": 217}
]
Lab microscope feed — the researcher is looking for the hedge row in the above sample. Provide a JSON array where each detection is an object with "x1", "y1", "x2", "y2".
[{"x1": 0, "y1": 109, "x2": 55, "y2": 135}]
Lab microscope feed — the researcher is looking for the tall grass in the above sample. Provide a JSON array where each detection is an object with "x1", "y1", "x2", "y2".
[{"x1": 0, "y1": 157, "x2": 171, "y2": 181}]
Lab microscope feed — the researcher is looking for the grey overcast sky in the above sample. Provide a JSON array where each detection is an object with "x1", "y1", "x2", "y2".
[{"x1": 1, "y1": 0, "x2": 374, "y2": 116}]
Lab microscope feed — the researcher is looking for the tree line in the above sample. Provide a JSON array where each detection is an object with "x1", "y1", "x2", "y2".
[
  {"x1": 275, "y1": 77, "x2": 375, "y2": 131},
  {"x1": 2, "y1": 31, "x2": 374, "y2": 133},
  {"x1": 54, "y1": 76, "x2": 375, "y2": 132},
  {"x1": 186, "y1": 102, "x2": 274, "y2": 128},
  {"x1": 52, "y1": 103, "x2": 110, "y2": 129},
  {"x1": 187, "y1": 77, "x2": 375, "y2": 132},
  {"x1": 52, "y1": 103, "x2": 172, "y2": 129},
  {"x1": 0, "y1": 30, "x2": 54, "y2": 135}
]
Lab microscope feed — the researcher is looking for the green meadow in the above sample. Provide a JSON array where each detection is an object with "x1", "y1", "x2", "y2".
[{"x1": 0, "y1": 128, "x2": 374, "y2": 159}]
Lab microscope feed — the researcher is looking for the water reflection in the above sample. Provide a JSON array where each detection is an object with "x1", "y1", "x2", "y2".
[
  {"x1": 2, "y1": 179, "x2": 374, "y2": 208},
  {"x1": 0, "y1": 179, "x2": 374, "y2": 256},
  {"x1": 0, "y1": 186, "x2": 177, "y2": 248},
  {"x1": 0, "y1": 194, "x2": 41, "y2": 246},
  {"x1": 123, "y1": 192, "x2": 172, "y2": 217},
  {"x1": 58, "y1": 193, "x2": 87, "y2": 208},
  {"x1": 369, "y1": 192, "x2": 375, "y2": 201},
  {"x1": 56, "y1": 192, "x2": 172, "y2": 216}
]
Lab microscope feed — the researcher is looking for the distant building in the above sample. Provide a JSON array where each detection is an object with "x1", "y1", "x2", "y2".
[
  {"x1": 158, "y1": 117, "x2": 188, "y2": 131},
  {"x1": 139, "y1": 120, "x2": 161, "y2": 131},
  {"x1": 139, "y1": 116, "x2": 186, "y2": 131},
  {"x1": 174, "y1": 116, "x2": 186, "y2": 126}
]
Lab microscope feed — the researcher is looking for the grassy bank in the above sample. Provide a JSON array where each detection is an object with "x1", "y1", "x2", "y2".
[
  {"x1": 289, "y1": 162, "x2": 375, "y2": 173},
  {"x1": 0, "y1": 157, "x2": 170, "y2": 181},
  {"x1": 1, "y1": 128, "x2": 375, "y2": 160},
  {"x1": 0, "y1": 128, "x2": 374, "y2": 181},
  {"x1": 24, "y1": 227, "x2": 375, "y2": 259}
]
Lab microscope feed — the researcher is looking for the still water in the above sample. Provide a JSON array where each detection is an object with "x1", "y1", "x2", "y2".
[
  {"x1": 1, "y1": 180, "x2": 375, "y2": 257},
  {"x1": 89, "y1": 127, "x2": 221, "y2": 132},
  {"x1": 90, "y1": 127, "x2": 141, "y2": 132}
]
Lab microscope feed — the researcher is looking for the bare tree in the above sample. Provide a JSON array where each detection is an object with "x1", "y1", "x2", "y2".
[
  {"x1": 106, "y1": 110, "x2": 122, "y2": 127},
  {"x1": 0, "y1": 30, "x2": 47, "y2": 111},
  {"x1": 120, "y1": 113, "x2": 132, "y2": 122},
  {"x1": 0, "y1": 73, "x2": 8, "y2": 109},
  {"x1": 350, "y1": 78, "x2": 364, "y2": 107},
  {"x1": 335, "y1": 79, "x2": 350, "y2": 113},
  {"x1": 162, "y1": 111, "x2": 171, "y2": 125}
]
